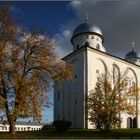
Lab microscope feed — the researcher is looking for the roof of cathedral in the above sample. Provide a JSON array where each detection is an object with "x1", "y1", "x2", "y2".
[
  {"x1": 62, "y1": 45, "x2": 140, "y2": 68},
  {"x1": 125, "y1": 43, "x2": 140, "y2": 59},
  {"x1": 72, "y1": 22, "x2": 103, "y2": 37}
]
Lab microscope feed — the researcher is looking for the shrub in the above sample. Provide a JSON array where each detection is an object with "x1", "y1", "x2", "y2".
[
  {"x1": 53, "y1": 120, "x2": 72, "y2": 132},
  {"x1": 42, "y1": 123, "x2": 54, "y2": 131}
]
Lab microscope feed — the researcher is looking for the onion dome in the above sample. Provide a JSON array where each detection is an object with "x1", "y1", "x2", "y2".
[
  {"x1": 125, "y1": 42, "x2": 140, "y2": 60},
  {"x1": 72, "y1": 22, "x2": 103, "y2": 37},
  {"x1": 71, "y1": 18, "x2": 104, "y2": 43}
]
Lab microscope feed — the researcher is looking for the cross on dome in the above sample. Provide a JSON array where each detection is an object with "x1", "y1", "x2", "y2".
[
  {"x1": 132, "y1": 42, "x2": 135, "y2": 52},
  {"x1": 86, "y1": 12, "x2": 89, "y2": 23}
]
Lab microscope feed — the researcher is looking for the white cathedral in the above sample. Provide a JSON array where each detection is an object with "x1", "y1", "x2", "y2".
[{"x1": 54, "y1": 18, "x2": 140, "y2": 129}]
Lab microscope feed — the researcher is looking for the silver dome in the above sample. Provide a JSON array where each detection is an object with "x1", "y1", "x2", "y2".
[{"x1": 72, "y1": 22, "x2": 103, "y2": 37}]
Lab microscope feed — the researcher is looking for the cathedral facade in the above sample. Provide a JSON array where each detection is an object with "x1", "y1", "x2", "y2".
[{"x1": 54, "y1": 19, "x2": 140, "y2": 129}]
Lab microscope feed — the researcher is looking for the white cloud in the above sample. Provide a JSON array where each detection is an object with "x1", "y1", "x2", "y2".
[
  {"x1": 53, "y1": 30, "x2": 72, "y2": 59},
  {"x1": 10, "y1": 5, "x2": 25, "y2": 16},
  {"x1": 68, "y1": 1, "x2": 82, "y2": 9},
  {"x1": 62, "y1": 30, "x2": 71, "y2": 38}
]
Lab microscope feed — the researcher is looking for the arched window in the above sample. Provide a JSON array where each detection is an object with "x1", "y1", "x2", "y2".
[
  {"x1": 127, "y1": 117, "x2": 132, "y2": 128},
  {"x1": 58, "y1": 91, "x2": 60, "y2": 101},
  {"x1": 76, "y1": 44, "x2": 79, "y2": 50},
  {"x1": 96, "y1": 44, "x2": 100, "y2": 50},
  {"x1": 112, "y1": 64, "x2": 120, "y2": 84},
  {"x1": 84, "y1": 41, "x2": 89, "y2": 47},
  {"x1": 96, "y1": 70, "x2": 99, "y2": 74},
  {"x1": 75, "y1": 99, "x2": 77, "y2": 105},
  {"x1": 133, "y1": 117, "x2": 137, "y2": 128}
]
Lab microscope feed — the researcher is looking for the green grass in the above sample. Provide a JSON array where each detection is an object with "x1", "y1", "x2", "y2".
[{"x1": 1, "y1": 129, "x2": 140, "y2": 139}]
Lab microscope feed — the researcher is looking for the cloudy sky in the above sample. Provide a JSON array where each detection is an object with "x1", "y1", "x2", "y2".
[
  {"x1": 54, "y1": 0, "x2": 140, "y2": 58},
  {"x1": 11, "y1": 0, "x2": 140, "y2": 123}
]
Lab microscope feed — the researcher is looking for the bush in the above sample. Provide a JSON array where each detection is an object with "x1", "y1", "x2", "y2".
[
  {"x1": 42, "y1": 123, "x2": 54, "y2": 131},
  {"x1": 53, "y1": 120, "x2": 72, "y2": 132}
]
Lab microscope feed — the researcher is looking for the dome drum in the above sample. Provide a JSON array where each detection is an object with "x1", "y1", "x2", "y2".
[{"x1": 71, "y1": 22, "x2": 104, "y2": 44}]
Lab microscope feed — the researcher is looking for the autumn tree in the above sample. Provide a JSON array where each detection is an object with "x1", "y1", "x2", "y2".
[
  {"x1": 0, "y1": 5, "x2": 72, "y2": 134},
  {"x1": 87, "y1": 69, "x2": 138, "y2": 131}
]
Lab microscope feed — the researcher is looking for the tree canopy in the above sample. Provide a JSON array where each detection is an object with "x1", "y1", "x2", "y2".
[
  {"x1": 0, "y1": 4, "x2": 72, "y2": 134},
  {"x1": 87, "y1": 69, "x2": 138, "y2": 130}
]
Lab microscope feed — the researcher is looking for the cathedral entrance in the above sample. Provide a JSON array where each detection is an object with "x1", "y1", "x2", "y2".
[
  {"x1": 133, "y1": 117, "x2": 137, "y2": 128},
  {"x1": 127, "y1": 117, "x2": 137, "y2": 128},
  {"x1": 127, "y1": 117, "x2": 132, "y2": 128}
]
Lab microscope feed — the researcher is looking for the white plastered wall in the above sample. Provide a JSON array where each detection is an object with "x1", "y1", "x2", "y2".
[
  {"x1": 87, "y1": 47, "x2": 140, "y2": 129},
  {"x1": 54, "y1": 48, "x2": 86, "y2": 128}
]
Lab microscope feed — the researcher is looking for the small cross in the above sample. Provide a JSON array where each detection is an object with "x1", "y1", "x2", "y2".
[
  {"x1": 132, "y1": 42, "x2": 135, "y2": 51},
  {"x1": 86, "y1": 12, "x2": 88, "y2": 23}
]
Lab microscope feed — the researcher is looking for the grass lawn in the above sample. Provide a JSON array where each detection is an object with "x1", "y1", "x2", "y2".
[{"x1": 1, "y1": 129, "x2": 140, "y2": 139}]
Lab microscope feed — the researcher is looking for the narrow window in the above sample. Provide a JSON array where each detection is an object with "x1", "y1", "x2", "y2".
[
  {"x1": 58, "y1": 113, "x2": 60, "y2": 120},
  {"x1": 84, "y1": 41, "x2": 89, "y2": 47},
  {"x1": 91, "y1": 36, "x2": 94, "y2": 39},
  {"x1": 76, "y1": 45, "x2": 79, "y2": 49},
  {"x1": 58, "y1": 91, "x2": 60, "y2": 101},
  {"x1": 75, "y1": 100, "x2": 77, "y2": 105},
  {"x1": 96, "y1": 70, "x2": 99, "y2": 74},
  {"x1": 96, "y1": 44, "x2": 100, "y2": 50}
]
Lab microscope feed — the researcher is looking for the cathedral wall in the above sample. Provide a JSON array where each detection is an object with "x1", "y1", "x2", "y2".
[
  {"x1": 87, "y1": 47, "x2": 140, "y2": 129},
  {"x1": 54, "y1": 49, "x2": 86, "y2": 128},
  {"x1": 54, "y1": 46, "x2": 140, "y2": 129}
]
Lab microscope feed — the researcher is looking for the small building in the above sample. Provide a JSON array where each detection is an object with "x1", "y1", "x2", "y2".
[{"x1": 0, "y1": 120, "x2": 45, "y2": 132}]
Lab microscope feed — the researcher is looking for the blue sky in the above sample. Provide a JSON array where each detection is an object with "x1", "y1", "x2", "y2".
[
  {"x1": 10, "y1": 0, "x2": 140, "y2": 123},
  {"x1": 13, "y1": 1, "x2": 75, "y2": 35},
  {"x1": 11, "y1": 1, "x2": 75, "y2": 123}
]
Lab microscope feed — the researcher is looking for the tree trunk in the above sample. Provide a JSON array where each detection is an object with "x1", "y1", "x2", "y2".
[
  {"x1": 104, "y1": 123, "x2": 110, "y2": 131},
  {"x1": 9, "y1": 120, "x2": 16, "y2": 134}
]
